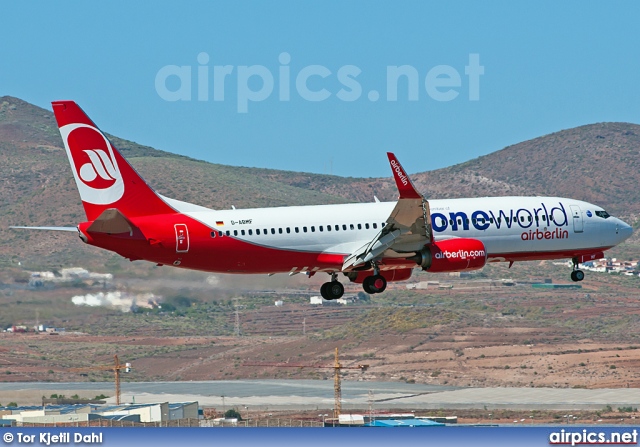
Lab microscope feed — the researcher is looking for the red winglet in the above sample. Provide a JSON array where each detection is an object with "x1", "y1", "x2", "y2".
[{"x1": 387, "y1": 152, "x2": 422, "y2": 199}]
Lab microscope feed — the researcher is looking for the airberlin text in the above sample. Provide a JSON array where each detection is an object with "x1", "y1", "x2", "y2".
[
  {"x1": 430, "y1": 202, "x2": 570, "y2": 241},
  {"x1": 390, "y1": 160, "x2": 409, "y2": 186},
  {"x1": 435, "y1": 249, "x2": 485, "y2": 260}
]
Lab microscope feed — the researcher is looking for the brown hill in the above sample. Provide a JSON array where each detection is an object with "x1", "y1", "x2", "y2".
[{"x1": 0, "y1": 96, "x2": 637, "y2": 270}]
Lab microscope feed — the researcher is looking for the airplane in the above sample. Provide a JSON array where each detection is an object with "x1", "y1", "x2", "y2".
[{"x1": 12, "y1": 101, "x2": 634, "y2": 300}]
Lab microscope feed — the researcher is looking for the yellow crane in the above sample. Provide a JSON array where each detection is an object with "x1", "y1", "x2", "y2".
[
  {"x1": 244, "y1": 347, "x2": 368, "y2": 420},
  {"x1": 70, "y1": 355, "x2": 132, "y2": 405}
]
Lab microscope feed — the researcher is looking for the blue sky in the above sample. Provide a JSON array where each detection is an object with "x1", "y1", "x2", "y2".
[{"x1": 1, "y1": 1, "x2": 639, "y2": 177}]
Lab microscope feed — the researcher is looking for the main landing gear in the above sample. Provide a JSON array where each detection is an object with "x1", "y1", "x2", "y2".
[
  {"x1": 319, "y1": 266, "x2": 388, "y2": 300},
  {"x1": 362, "y1": 263, "x2": 387, "y2": 294},
  {"x1": 363, "y1": 275, "x2": 387, "y2": 294},
  {"x1": 570, "y1": 258, "x2": 585, "y2": 282},
  {"x1": 321, "y1": 273, "x2": 345, "y2": 300}
]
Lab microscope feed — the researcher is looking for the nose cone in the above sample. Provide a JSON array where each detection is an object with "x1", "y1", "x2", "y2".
[{"x1": 616, "y1": 218, "x2": 633, "y2": 242}]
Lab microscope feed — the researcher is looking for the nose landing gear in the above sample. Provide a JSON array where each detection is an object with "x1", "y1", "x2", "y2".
[{"x1": 570, "y1": 258, "x2": 585, "y2": 282}]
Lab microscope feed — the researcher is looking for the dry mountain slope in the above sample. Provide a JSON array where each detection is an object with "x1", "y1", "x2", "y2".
[{"x1": 0, "y1": 96, "x2": 638, "y2": 269}]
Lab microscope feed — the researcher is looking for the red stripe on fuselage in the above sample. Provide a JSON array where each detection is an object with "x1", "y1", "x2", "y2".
[
  {"x1": 81, "y1": 213, "x2": 349, "y2": 274},
  {"x1": 488, "y1": 247, "x2": 613, "y2": 263}
]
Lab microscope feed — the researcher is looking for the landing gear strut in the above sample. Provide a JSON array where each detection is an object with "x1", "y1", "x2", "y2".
[
  {"x1": 570, "y1": 258, "x2": 585, "y2": 282},
  {"x1": 321, "y1": 272, "x2": 344, "y2": 300}
]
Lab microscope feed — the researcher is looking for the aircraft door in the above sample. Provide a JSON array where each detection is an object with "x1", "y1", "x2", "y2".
[
  {"x1": 569, "y1": 205, "x2": 583, "y2": 233},
  {"x1": 175, "y1": 224, "x2": 190, "y2": 252}
]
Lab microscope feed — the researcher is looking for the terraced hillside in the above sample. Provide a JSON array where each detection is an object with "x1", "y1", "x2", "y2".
[{"x1": 1, "y1": 96, "x2": 638, "y2": 272}]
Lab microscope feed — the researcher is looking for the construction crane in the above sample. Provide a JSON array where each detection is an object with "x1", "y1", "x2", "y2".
[
  {"x1": 244, "y1": 347, "x2": 368, "y2": 420},
  {"x1": 70, "y1": 355, "x2": 132, "y2": 405}
]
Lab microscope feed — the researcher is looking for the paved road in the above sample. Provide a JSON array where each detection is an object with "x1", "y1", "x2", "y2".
[{"x1": 0, "y1": 380, "x2": 636, "y2": 411}]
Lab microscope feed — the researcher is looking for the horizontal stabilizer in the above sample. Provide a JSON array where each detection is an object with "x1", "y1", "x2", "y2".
[{"x1": 10, "y1": 226, "x2": 77, "y2": 232}]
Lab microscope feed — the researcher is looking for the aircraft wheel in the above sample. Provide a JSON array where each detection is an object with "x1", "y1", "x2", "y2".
[
  {"x1": 372, "y1": 275, "x2": 387, "y2": 293},
  {"x1": 363, "y1": 275, "x2": 387, "y2": 294},
  {"x1": 574, "y1": 270, "x2": 585, "y2": 281},
  {"x1": 326, "y1": 281, "x2": 344, "y2": 300},
  {"x1": 363, "y1": 276, "x2": 377, "y2": 294},
  {"x1": 320, "y1": 282, "x2": 331, "y2": 299}
]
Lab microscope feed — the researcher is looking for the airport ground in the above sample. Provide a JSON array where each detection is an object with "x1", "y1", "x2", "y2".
[{"x1": 1, "y1": 236, "x2": 639, "y2": 425}]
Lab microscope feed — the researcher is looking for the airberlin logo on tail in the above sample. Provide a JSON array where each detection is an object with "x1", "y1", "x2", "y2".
[
  {"x1": 78, "y1": 149, "x2": 119, "y2": 185},
  {"x1": 59, "y1": 123, "x2": 124, "y2": 205},
  {"x1": 390, "y1": 160, "x2": 409, "y2": 186}
]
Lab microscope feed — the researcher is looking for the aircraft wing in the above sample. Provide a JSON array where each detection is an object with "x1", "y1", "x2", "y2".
[{"x1": 342, "y1": 153, "x2": 432, "y2": 270}]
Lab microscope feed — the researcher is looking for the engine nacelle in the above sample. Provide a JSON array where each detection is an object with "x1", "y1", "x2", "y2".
[
  {"x1": 409, "y1": 238, "x2": 487, "y2": 273},
  {"x1": 346, "y1": 268, "x2": 413, "y2": 284}
]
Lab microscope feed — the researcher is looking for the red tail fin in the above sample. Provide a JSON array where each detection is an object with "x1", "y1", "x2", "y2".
[{"x1": 52, "y1": 101, "x2": 174, "y2": 221}]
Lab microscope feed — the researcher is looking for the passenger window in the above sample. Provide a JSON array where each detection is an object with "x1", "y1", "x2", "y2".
[
  {"x1": 248, "y1": 229, "x2": 253, "y2": 235},
  {"x1": 241, "y1": 230, "x2": 245, "y2": 236},
  {"x1": 542, "y1": 216, "x2": 547, "y2": 221},
  {"x1": 286, "y1": 227, "x2": 291, "y2": 234},
  {"x1": 458, "y1": 219, "x2": 462, "y2": 225},
  {"x1": 218, "y1": 231, "x2": 223, "y2": 237},
  {"x1": 226, "y1": 230, "x2": 231, "y2": 236},
  {"x1": 303, "y1": 226, "x2": 308, "y2": 233},
  {"x1": 327, "y1": 225, "x2": 331, "y2": 232},
  {"x1": 449, "y1": 219, "x2": 454, "y2": 225},
  {"x1": 373, "y1": 223, "x2": 377, "y2": 229},
  {"x1": 234, "y1": 230, "x2": 238, "y2": 236},
  {"x1": 528, "y1": 216, "x2": 532, "y2": 222},
  {"x1": 357, "y1": 224, "x2": 362, "y2": 230},
  {"x1": 335, "y1": 225, "x2": 340, "y2": 231},
  {"x1": 382, "y1": 222, "x2": 386, "y2": 227},
  {"x1": 256, "y1": 229, "x2": 261, "y2": 235},
  {"x1": 279, "y1": 228, "x2": 283, "y2": 234},
  {"x1": 271, "y1": 228, "x2": 275, "y2": 234},
  {"x1": 342, "y1": 225, "x2": 347, "y2": 231},
  {"x1": 295, "y1": 227, "x2": 299, "y2": 233},
  {"x1": 490, "y1": 218, "x2": 494, "y2": 223},
  {"x1": 319, "y1": 226, "x2": 323, "y2": 232},
  {"x1": 210, "y1": 231, "x2": 216, "y2": 238},
  {"x1": 497, "y1": 218, "x2": 501, "y2": 223},
  {"x1": 311, "y1": 226, "x2": 315, "y2": 232},
  {"x1": 350, "y1": 224, "x2": 355, "y2": 230},
  {"x1": 365, "y1": 223, "x2": 370, "y2": 229}
]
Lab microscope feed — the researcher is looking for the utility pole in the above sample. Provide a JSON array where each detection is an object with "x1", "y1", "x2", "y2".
[
  {"x1": 233, "y1": 298, "x2": 241, "y2": 337},
  {"x1": 368, "y1": 389, "x2": 375, "y2": 424},
  {"x1": 334, "y1": 347, "x2": 341, "y2": 420}
]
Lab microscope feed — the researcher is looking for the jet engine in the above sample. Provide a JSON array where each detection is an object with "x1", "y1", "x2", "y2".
[{"x1": 408, "y1": 238, "x2": 487, "y2": 272}]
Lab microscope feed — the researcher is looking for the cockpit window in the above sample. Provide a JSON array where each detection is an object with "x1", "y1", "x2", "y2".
[{"x1": 595, "y1": 210, "x2": 610, "y2": 219}]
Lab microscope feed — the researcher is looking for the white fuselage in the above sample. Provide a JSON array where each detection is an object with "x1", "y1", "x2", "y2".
[{"x1": 175, "y1": 196, "x2": 632, "y2": 260}]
